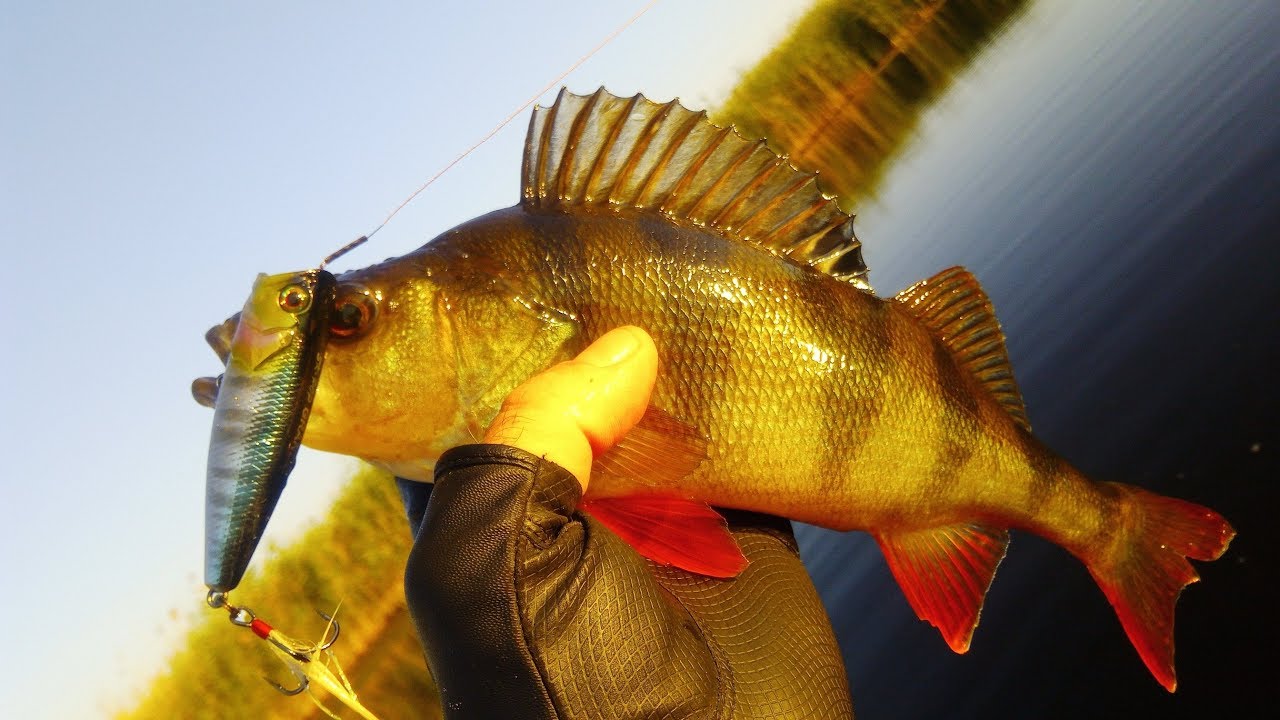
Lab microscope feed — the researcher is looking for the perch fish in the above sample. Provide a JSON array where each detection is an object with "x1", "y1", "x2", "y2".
[{"x1": 196, "y1": 88, "x2": 1234, "y2": 691}]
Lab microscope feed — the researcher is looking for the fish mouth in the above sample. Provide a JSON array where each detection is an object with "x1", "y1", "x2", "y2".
[{"x1": 191, "y1": 374, "x2": 221, "y2": 408}]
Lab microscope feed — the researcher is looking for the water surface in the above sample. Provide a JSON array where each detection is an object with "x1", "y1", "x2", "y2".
[{"x1": 798, "y1": 2, "x2": 1279, "y2": 717}]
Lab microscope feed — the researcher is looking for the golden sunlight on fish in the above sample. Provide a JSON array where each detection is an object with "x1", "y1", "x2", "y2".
[{"x1": 197, "y1": 88, "x2": 1234, "y2": 692}]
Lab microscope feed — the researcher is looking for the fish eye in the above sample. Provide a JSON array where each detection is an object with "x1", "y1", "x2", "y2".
[
  {"x1": 278, "y1": 284, "x2": 312, "y2": 314},
  {"x1": 331, "y1": 285, "x2": 377, "y2": 339}
]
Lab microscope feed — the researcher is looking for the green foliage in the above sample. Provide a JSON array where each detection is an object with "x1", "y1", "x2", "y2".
[
  {"x1": 118, "y1": 466, "x2": 439, "y2": 720},
  {"x1": 717, "y1": 0, "x2": 1029, "y2": 206}
]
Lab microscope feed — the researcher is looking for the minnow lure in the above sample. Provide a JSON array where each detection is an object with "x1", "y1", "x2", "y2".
[
  {"x1": 196, "y1": 88, "x2": 1234, "y2": 691},
  {"x1": 200, "y1": 268, "x2": 335, "y2": 592}
]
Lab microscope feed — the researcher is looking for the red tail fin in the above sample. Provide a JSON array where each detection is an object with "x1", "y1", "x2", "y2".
[{"x1": 1086, "y1": 483, "x2": 1235, "y2": 691}]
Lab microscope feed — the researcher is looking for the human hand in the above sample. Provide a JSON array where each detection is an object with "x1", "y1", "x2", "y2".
[
  {"x1": 402, "y1": 327, "x2": 854, "y2": 719},
  {"x1": 482, "y1": 325, "x2": 657, "y2": 490}
]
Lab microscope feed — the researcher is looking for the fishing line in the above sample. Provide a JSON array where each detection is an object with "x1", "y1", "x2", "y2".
[{"x1": 357, "y1": 0, "x2": 659, "y2": 246}]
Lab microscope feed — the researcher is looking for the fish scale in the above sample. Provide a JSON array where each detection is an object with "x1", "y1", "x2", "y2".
[
  {"x1": 199, "y1": 88, "x2": 1233, "y2": 692},
  {"x1": 441, "y1": 207, "x2": 1011, "y2": 529}
]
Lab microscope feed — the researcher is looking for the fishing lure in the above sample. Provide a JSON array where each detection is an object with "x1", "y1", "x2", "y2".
[
  {"x1": 196, "y1": 244, "x2": 374, "y2": 716},
  {"x1": 208, "y1": 592, "x2": 381, "y2": 720},
  {"x1": 200, "y1": 235, "x2": 368, "y2": 593}
]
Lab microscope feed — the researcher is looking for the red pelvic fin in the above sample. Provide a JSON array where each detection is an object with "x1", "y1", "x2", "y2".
[
  {"x1": 875, "y1": 523, "x2": 1010, "y2": 653},
  {"x1": 1086, "y1": 483, "x2": 1235, "y2": 692},
  {"x1": 581, "y1": 495, "x2": 748, "y2": 578}
]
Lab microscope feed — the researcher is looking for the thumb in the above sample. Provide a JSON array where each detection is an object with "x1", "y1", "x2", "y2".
[{"x1": 483, "y1": 326, "x2": 658, "y2": 490}]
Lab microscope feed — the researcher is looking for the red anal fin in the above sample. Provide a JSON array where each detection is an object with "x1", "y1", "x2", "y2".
[
  {"x1": 876, "y1": 523, "x2": 1010, "y2": 653},
  {"x1": 581, "y1": 495, "x2": 747, "y2": 578},
  {"x1": 1086, "y1": 483, "x2": 1235, "y2": 692}
]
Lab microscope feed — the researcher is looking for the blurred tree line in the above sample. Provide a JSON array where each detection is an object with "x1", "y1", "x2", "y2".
[{"x1": 719, "y1": 0, "x2": 1027, "y2": 207}]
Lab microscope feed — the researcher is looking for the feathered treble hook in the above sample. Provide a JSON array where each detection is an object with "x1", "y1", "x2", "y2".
[{"x1": 207, "y1": 592, "x2": 380, "y2": 719}]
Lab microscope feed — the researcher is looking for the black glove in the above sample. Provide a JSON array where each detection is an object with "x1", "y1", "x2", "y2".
[{"x1": 401, "y1": 444, "x2": 854, "y2": 719}]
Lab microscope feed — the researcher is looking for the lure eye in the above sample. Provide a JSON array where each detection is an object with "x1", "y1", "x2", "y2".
[
  {"x1": 278, "y1": 284, "x2": 312, "y2": 314},
  {"x1": 331, "y1": 285, "x2": 377, "y2": 339}
]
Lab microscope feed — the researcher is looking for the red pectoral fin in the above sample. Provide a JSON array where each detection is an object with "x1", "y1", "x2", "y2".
[
  {"x1": 591, "y1": 405, "x2": 710, "y2": 492},
  {"x1": 581, "y1": 495, "x2": 748, "y2": 578},
  {"x1": 876, "y1": 523, "x2": 1010, "y2": 653}
]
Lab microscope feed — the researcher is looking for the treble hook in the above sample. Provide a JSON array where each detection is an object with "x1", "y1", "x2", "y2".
[
  {"x1": 265, "y1": 674, "x2": 309, "y2": 696},
  {"x1": 260, "y1": 611, "x2": 338, "y2": 696},
  {"x1": 316, "y1": 610, "x2": 340, "y2": 651},
  {"x1": 207, "y1": 591, "x2": 378, "y2": 717}
]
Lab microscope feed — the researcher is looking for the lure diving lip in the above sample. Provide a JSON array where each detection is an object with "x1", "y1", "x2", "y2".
[{"x1": 203, "y1": 269, "x2": 335, "y2": 592}]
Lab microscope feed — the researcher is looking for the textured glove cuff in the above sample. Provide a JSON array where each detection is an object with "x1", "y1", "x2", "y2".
[
  {"x1": 436, "y1": 444, "x2": 585, "y2": 536},
  {"x1": 435, "y1": 443, "x2": 548, "y2": 477}
]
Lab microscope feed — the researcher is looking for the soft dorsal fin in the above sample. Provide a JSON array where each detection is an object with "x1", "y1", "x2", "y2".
[
  {"x1": 894, "y1": 267, "x2": 1031, "y2": 431},
  {"x1": 522, "y1": 87, "x2": 872, "y2": 291}
]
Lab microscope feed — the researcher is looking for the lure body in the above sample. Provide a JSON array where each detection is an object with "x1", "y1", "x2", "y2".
[
  {"x1": 203, "y1": 269, "x2": 334, "y2": 591},
  {"x1": 199, "y1": 89, "x2": 1233, "y2": 691}
]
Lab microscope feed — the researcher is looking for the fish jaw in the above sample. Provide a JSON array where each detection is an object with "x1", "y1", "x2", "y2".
[{"x1": 204, "y1": 269, "x2": 334, "y2": 592}]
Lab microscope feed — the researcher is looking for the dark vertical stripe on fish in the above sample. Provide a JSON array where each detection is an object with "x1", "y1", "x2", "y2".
[
  {"x1": 1016, "y1": 429, "x2": 1063, "y2": 517},
  {"x1": 819, "y1": 279, "x2": 892, "y2": 489},
  {"x1": 927, "y1": 338, "x2": 981, "y2": 501}
]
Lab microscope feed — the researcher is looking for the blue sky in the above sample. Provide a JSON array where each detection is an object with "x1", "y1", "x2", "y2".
[
  {"x1": 0, "y1": 2, "x2": 814, "y2": 716},
  {"x1": 11, "y1": 1, "x2": 1266, "y2": 716}
]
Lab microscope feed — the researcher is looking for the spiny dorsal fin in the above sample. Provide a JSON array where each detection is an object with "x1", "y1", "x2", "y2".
[
  {"x1": 522, "y1": 87, "x2": 871, "y2": 291},
  {"x1": 894, "y1": 267, "x2": 1031, "y2": 431}
]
